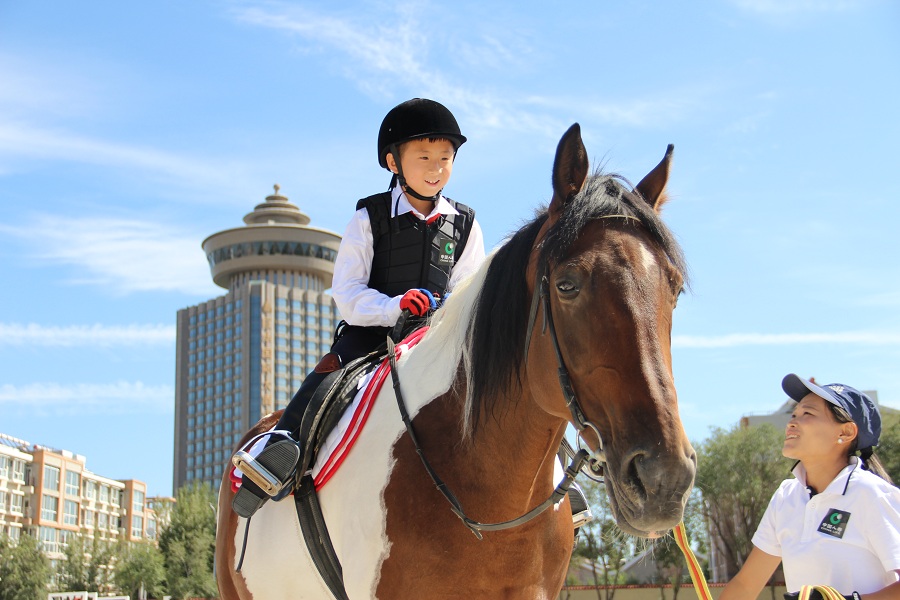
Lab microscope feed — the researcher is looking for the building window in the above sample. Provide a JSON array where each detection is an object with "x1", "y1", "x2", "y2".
[
  {"x1": 83, "y1": 509, "x2": 94, "y2": 527},
  {"x1": 99, "y1": 485, "x2": 109, "y2": 504},
  {"x1": 44, "y1": 465, "x2": 60, "y2": 491},
  {"x1": 64, "y1": 500, "x2": 78, "y2": 526},
  {"x1": 39, "y1": 526, "x2": 59, "y2": 553},
  {"x1": 133, "y1": 490, "x2": 145, "y2": 513},
  {"x1": 0, "y1": 455, "x2": 8, "y2": 479},
  {"x1": 12, "y1": 460, "x2": 25, "y2": 482},
  {"x1": 65, "y1": 471, "x2": 80, "y2": 496},
  {"x1": 41, "y1": 496, "x2": 59, "y2": 521},
  {"x1": 131, "y1": 515, "x2": 143, "y2": 538},
  {"x1": 98, "y1": 512, "x2": 108, "y2": 529},
  {"x1": 10, "y1": 493, "x2": 24, "y2": 514}
]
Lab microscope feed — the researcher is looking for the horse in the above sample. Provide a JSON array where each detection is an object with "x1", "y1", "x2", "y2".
[{"x1": 215, "y1": 123, "x2": 697, "y2": 599}]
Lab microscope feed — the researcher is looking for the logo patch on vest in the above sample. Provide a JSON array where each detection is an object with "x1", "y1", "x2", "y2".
[
  {"x1": 438, "y1": 235, "x2": 455, "y2": 264},
  {"x1": 817, "y1": 509, "x2": 850, "y2": 538}
]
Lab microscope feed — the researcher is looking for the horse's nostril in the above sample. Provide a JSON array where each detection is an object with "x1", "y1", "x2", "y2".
[{"x1": 625, "y1": 452, "x2": 648, "y2": 501}]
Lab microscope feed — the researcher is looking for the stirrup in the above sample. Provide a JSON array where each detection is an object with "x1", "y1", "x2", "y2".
[
  {"x1": 569, "y1": 481, "x2": 594, "y2": 529},
  {"x1": 232, "y1": 434, "x2": 300, "y2": 497}
]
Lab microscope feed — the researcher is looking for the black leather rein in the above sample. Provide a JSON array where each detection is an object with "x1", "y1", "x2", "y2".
[{"x1": 387, "y1": 334, "x2": 590, "y2": 540}]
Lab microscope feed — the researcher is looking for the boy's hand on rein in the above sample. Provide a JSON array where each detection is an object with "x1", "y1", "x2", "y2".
[{"x1": 400, "y1": 289, "x2": 433, "y2": 316}]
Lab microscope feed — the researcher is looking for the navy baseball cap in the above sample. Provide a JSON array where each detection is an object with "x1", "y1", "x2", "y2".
[{"x1": 782, "y1": 373, "x2": 881, "y2": 450}]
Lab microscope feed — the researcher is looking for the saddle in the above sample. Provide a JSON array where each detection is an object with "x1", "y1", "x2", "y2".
[
  {"x1": 291, "y1": 311, "x2": 426, "y2": 485},
  {"x1": 288, "y1": 314, "x2": 427, "y2": 600}
]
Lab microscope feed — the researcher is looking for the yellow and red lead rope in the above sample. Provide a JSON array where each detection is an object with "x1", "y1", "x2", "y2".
[
  {"x1": 673, "y1": 521, "x2": 713, "y2": 600},
  {"x1": 673, "y1": 523, "x2": 847, "y2": 600},
  {"x1": 800, "y1": 586, "x2": 845, "y2": 600}
]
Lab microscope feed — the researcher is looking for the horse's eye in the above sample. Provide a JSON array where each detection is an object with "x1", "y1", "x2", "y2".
[{"x1": 556, "y1": 280, "x2": 578, "y2": 295}]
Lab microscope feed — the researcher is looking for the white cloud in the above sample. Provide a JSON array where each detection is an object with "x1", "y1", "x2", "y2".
[
  {"x1": 0, "y1": 215, "x2": 220, "y2": 296},
  {"x1": 0, "y1": 323, "x2": 176, "y2": 347},
  {"x1": 0, "y1": 381, "x2": 173, "y2": 415},
  {"x1": 0, "y1": 120, "x2": 247, "y2": 195},
  {"x1": 229, "y1": 2, "x2": 697, "y2": 138},
  {"x1": 674, "y1": 330, "x2": 900, "y2": 349}
]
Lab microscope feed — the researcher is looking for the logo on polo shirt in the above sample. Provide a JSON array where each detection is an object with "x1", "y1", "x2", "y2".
[{"x1": 817, "y1": 508, "x2": 850, "y2": 539}]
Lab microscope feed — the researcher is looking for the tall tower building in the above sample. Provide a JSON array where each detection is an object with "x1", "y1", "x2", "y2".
[{"x1": 173, "y1": 186, "x2": 341, "y2": 491}]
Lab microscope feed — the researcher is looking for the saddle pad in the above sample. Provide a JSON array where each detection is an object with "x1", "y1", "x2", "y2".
[
  {"x1": 312, "y1": 327, "x2": 428, "y2": 489},
  {"x1": 229, "y1": 327, "x2": 429, "y2": 493}
]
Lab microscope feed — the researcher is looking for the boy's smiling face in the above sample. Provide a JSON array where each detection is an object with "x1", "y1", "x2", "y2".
[{"x1": 387, "y1": 138, "x2": 455, "y2": 200}]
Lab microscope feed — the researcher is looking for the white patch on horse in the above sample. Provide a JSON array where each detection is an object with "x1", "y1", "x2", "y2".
[
  {"x1": 638, "y1": 241, "x2": 656, "y2": 274},
  {"x1": 230, "y1": 257, "x2": 493, "y2": 599}
]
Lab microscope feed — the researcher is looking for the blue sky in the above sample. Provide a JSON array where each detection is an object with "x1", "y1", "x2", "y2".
[{"x1": 1, "y1": 1, "x2": 898, "y2": 497}]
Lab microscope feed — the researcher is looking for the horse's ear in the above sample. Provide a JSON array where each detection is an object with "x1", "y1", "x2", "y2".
[
  {"x1": 550, "y1": 123, "x2": 589, "y2": 219},
  {"x1": 635, "y1": 144, "x2": 674, "y2": 212}
]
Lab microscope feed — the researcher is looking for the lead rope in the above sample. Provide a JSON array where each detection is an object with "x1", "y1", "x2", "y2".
[
  {"x1": 799, "y1": 586, "x2": 847, "y2": 600},
  {"x1": 673, "y1": 521, "x2": 712, "y2": 600}
]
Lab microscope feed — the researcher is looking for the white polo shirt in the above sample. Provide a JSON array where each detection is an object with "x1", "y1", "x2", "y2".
[
  {"x1": 331, "y1": 184, "x2": 485, "y2": 327},
  {"x1": 752, "y1": 457, "x2": 900, "y2": 594}
]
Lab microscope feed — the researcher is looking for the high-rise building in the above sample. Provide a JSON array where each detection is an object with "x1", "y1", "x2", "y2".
[{"x1": 173, "y1": 186, "x2": 342, "y2": 491}]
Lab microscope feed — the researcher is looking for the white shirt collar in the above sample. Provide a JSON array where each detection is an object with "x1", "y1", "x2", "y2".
[
  {"x1": 791, "y1": 456, "x2": 861, "y2": 496},
  {"x1": 390, "y1": 183, "x2": 459, "y2": 220}
]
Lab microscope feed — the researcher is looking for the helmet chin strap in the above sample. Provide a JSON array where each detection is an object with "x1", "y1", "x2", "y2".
[{"x1": 389, "y1": 144, "x2": 442, "y2": 203}]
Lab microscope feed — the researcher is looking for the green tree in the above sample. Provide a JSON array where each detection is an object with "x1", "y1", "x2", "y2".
[
  {"x1": 115, "y1": 542, "x2": 166, "y2": 600},
  {"x1": 874, "y1": 412, "x2": 900, "y2": 482},
  {"x1": 158, "y1": 483, "x2": 217, "y2": 600},
  {"x1": 570, "y1": 477, "x2": 633, "y2": 600},
  {"x1": 0, "y1": 533, "x2": 51, "y2": 600},
  {"x1": 56, "y1": 533, "x2": 119, "y2": 593},
  {"x1": 695, "y1": 423, "x2": 791, "y2": 581}
]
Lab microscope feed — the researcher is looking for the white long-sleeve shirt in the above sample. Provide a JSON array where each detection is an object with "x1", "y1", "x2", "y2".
[{"x1": 331, "y1": 184, "x2": 485, "y2": 327}]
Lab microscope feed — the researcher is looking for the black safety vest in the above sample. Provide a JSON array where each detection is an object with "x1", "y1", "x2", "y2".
[{"x1": 356, "y1": 192, "x2": 475, "y2": 298}]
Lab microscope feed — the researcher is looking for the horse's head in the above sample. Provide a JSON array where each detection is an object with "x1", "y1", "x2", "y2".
[{"x1": 527, "y1": 124, "x2": 696, "y2": 537}]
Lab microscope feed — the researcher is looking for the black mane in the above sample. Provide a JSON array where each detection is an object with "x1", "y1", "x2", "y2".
[{"x1": 464, "y1": 172, "x2": 687, "y2": 434}]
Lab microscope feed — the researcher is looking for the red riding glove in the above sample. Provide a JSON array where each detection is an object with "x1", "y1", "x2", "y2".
[{"x1": 399, "y1": 289, "x2": 432, "y2": 316}]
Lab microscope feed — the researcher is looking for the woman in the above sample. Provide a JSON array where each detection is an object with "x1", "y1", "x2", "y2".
[{"x1": 720, "y1": 374, "x2": 900, "y2": 600}]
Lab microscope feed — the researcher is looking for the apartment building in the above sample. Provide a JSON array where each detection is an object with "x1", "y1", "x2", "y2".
[{"x1": 0, "y1": 433, "x2": 160, "y2": 562}]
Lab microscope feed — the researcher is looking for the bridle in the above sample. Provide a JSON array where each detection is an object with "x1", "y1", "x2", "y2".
[
  {"x1": 524, "y1": 213, "x2": 643, "y2": 478},
  {"x1": 388, "y1": 214, "x2": 639, "y2": 538},
  {"x1": 524, "y1": 266, "x2": 606, "y2": 477}
]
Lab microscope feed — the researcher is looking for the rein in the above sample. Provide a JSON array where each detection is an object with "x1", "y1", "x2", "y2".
[{"x1": 387, "y1": 335, "x2": 590, "y2": 540}]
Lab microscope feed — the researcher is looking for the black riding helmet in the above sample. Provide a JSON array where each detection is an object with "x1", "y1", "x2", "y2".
[{"x1": 377, "y1": 98, "x2": 467, "y2": 202}]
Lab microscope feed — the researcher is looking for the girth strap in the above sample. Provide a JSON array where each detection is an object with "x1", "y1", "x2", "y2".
[{"x1": 295, "y1": 474, "x2": 350, "y2": 600}]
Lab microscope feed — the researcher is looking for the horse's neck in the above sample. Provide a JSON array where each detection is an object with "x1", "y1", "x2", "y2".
[{"x1": 414, "y1": 380, "x2": 568, "y2": 513}]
